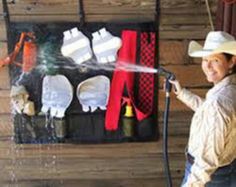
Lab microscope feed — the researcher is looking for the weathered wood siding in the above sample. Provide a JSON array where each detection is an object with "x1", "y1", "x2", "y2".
[
  {"x1": 0, "y1": 0, "x2": 217, "y2": 186},
  {"x1": 0, "y1": 0, "x2": 11, "y2": 138}
]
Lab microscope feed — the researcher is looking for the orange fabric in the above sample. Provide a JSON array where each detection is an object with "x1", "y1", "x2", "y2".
[
  {"x1": 0, "y1": 32, "x2": 37, "y2": 72},
  {"x1": 22, "y1": 41, "x2": 37, "y2": 72}
]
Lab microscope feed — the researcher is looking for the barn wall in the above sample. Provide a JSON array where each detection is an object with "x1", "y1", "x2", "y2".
[{"x1": 0, "y1": 0, "x2": 217, "y2": 186}]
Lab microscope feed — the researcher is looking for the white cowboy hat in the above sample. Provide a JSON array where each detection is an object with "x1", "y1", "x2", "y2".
[{"x1": 188, "y1": 31, "x2": 236, "y2": 57}]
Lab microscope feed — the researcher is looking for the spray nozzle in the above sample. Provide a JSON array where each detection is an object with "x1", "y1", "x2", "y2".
[
  {"x1": 157, "y1": 67, "x2": 175, "y2": 80},
  {"x1": 157, "y1": 67, "x2": 176, "y2": 93},
  {"x1": 122, "y1": 97, "x2": 134, "y2": 117}
]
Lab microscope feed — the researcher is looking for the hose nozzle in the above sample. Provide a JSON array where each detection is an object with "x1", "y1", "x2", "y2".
[
  {"x1": 157, "y1": 67, "x2": 175, "y2": 93},
  {"x1": 157, "y1": 67, "x2": 175, "y2": 80}
]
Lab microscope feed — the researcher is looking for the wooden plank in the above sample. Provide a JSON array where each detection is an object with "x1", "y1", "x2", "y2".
[
  {"x1": 8, "y1": 13, "x2": 214, "y2": 25},
  {"x1": 160, "y1": 25, "x2": 212, "y2": 32},
  {"x1": 0, "y1": 41, "x2": 8, "y2": 58},
  {"x1": 0, "y1": 1, "x2": 3, "y2": 14},
  {"x1": 82, "y1": 0, "x2": 156, "y2": 14},
  {"x1": 9, "y1": 14, "x2": 154, "y2": 23},
  {"x1": 159, "y1": 111, "x2": 194, "y2": 123},
  {"x1": 0, "y1": 20, "x2": 7, "y2": 41},
  {"x1": 0, "y1": 90, "x2": 11, "y2": 113},
  {"x1": 0, "y1": 114, "x2": 13, "y2": 137},
  {"x1": 162, "y1": 6, "x2": 217, "y2": 14},
  {"x1": 158, "y1": 111, "x2": 193, "y2": 136},
  {"x1": 161, "y1": 15, "x2": 213, "y2": 25},
  {"x1": 0, "y1": 156, "x2": 184, "y2": 180},
  {"x1": 0, "y1": 0, "x2": 217, "y2": 24},
  {"x1": 0, "y1": 137, "x2": 188, "y2": 156},
  {"x1": 0, "y1": 137, "x2": 188, "y2": 180},
  {"x1": 160, "y1": 40, "x2": 188, "y2": 65},
  {"x1": 0, "y1": 67, "x2": 10, "y2": 89},
  {"x1": 160, "y1": 40, "x2": 204, "y2": 65},
  {"x1": 161, "y1": 0, "x2": 216, "y2": 9},
  {"x1": 160, "y1": 25, "x2": 212, "y2": 39},
  {"x1": 3, "y1": 0, "x2": 155, "y2": 15},
  {"x1": 0, "y1": 0, "x2": 217, "y2": 15},
  {"x1": 0, "y1": 41, "x2": 10, "y2": 89},
  {"x1": 160, "y1": 121, "x2": 190, "y2": 136},
  {"x1": 158, "y1": 65, "x2": 211, "y2": 88},
  {"x1": 0, "y1": 178, "x2": 183, "y2": 187},
  {"x1": 160, "y1": 29, "x2": 211, "y2": 40},
  {"x1": 158, "y1": 88, "x2": 208, "y2": 112},
  {"x1": 0, "y1": 88, "x2": 10, "y2": 97},
  {"x1": 5, "y1": 0, "x2": 78, "y2": 15}
]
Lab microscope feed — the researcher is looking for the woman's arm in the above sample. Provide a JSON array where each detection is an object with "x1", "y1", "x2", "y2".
[{"x1": 169, "y1": 79, "x2": 205, "y2": 111}]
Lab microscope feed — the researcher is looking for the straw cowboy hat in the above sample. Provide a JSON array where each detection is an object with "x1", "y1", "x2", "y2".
[{"x1": 188, "y1": 31, "x2": 236, "y2": 57}]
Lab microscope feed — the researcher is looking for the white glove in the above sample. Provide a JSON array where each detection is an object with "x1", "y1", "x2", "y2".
[
  {"x1": 77, "y1": 75, "x2": 110, "y2": 112},
  {"x1": 92, "y1": 28, "x2": 122, "y2": 63},
  {"x1": 41, "y1": 75, "x2": 73, "y2": 118},
  {"x1": 61, "y1": 27, "x2": 92, "y2": 64}
]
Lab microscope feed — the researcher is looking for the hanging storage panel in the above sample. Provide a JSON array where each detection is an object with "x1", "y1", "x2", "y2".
[{"x1": 3, "y1": 0, "x2": 159, "y2": 144}]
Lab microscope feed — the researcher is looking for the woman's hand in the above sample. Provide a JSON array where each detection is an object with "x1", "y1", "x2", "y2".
[{"x1": 167, "y1": 79, "x2": 182, "y2": 95}]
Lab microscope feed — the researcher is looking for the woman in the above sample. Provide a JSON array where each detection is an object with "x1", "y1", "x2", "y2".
[{"x1": 169, "y1": 31, "x2": 236, "y2": 187}]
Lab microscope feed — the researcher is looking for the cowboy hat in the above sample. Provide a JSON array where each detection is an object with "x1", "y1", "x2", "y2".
[{"x1": 188, "y1": 31, "x2": 236, "y2": 57}]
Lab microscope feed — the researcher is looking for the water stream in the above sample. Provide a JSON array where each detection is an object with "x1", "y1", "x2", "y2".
[
  {"x1": 36, "y1": 52, "x2": 159, "y2": 74},
  {"x1": 6, "y1": 54, "x2": 162, "y2": 186}
]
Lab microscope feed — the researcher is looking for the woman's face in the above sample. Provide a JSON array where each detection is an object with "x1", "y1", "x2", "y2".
[{"x1": 202, "y1": 53, "x2": 234, "y2": 84}]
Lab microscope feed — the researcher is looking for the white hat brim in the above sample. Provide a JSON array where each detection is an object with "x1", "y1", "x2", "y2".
[
  {"x1": 212, "y1": 41, "x2": 236, "y2": 56},
  {"x1": 188, "y1": 41, "x2": 213, "y2": 57},
  {"x1": 188, "y1": 40, "x2": 236, "y2": 58}
]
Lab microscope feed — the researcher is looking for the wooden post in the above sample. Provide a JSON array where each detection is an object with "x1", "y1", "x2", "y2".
[{"x1": 0, "y1": 0, "x2": 12, "y2": 137}]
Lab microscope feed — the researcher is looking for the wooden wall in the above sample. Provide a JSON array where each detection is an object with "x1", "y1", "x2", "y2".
[
  {"x1": 0, "y1": 0, "x2": 217, "y2": 186},
  {"x1": 0, "y1": 0, "x2": 11, "y2": 137}
]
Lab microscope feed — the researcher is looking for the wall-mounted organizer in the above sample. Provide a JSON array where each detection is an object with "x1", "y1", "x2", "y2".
[{"x1": 3, "y1": 0, "x2": 160, "y2": 144}]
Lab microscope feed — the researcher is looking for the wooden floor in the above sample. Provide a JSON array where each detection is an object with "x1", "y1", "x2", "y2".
[
  {"x1": 0, "y1": 134, "x2": 188, "y2": 187},
  {"x1": 0, "y1": 111, "x2": 191, "y2": 187}
]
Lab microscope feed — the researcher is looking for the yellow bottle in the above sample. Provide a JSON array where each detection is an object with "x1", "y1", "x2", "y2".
[{"x1": 122, "y1": 97, "x2": 135, "y2": 140}]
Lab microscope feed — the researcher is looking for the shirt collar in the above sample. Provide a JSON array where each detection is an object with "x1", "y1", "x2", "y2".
[{"x1": 206, "y1": 74, "x2": 236, "y2": 98}]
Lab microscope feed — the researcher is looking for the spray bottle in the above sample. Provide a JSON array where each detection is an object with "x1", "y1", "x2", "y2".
[{"x1": 122, "y1": 97, "x2": 135, "y2": 140}]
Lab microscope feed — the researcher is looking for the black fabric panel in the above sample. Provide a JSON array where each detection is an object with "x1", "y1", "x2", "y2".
[{"x1": 9, "y1": 22, "x2": 157, "y2": 143}]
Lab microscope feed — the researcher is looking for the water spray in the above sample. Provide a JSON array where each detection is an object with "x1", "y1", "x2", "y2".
[
  {"x1": 36, "y1": 54, "x2": 168, "y2": 75},
  {"x1": 36, "y1": 55, "x2": 175, "y2": 187}
]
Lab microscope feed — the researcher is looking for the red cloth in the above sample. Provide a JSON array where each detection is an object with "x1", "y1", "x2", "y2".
[
  {"x1": 137, "y1": 32, "x2": 155, "y2": 113},
  {"x1": 105, "y1": 30, "x2": 149, "y2": 131}
]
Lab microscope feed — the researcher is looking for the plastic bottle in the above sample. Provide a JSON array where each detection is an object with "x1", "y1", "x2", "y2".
[
  {"x1": 54, "y1": 118, "x2": 66, "y2": 143},
  {"x1": 122, "y1": 97, "x2": 135, "y2": 140}
]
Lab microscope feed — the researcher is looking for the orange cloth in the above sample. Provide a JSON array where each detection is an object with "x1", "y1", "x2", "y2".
[{"x1": 0, "y1": 32, "x2": 37, "y2": 73}]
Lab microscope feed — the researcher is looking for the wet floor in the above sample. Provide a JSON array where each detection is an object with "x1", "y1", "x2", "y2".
[{"x1": 0, "y1": 130, "x2": 186, "y2": 187}]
